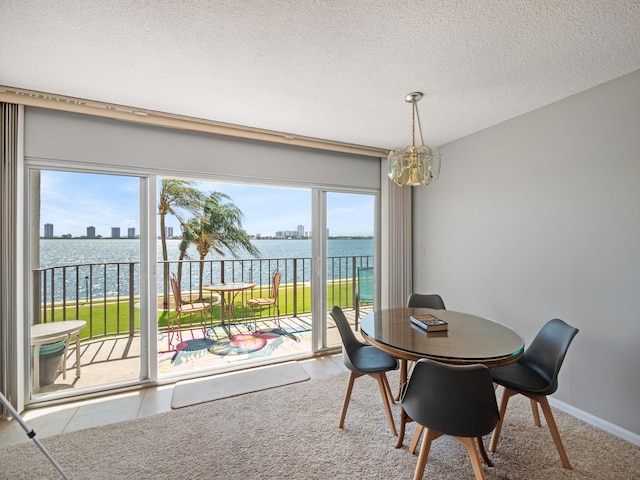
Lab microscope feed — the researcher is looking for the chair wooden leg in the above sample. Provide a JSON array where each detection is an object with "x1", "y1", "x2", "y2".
[
  {"x1": 381, "y1": 371, "x2": 395, "y2": 404},
  {"x1": 536, "y1": 395, "x2": 572, "y2": 469},
  {"x1": 413, "y1": 429, "x2": 441, "y2": 480},
  {"x1": 530, "y1": 398, "x2": 541, "y2": 426},
  {"x1": 373, "y1": 373, "x2": 397, "y2": 436},
  {"x1": 339, "y1": 371, "x2": 360, "y2": 428},
  {"x1": 409, "y1": 424, "x2": 424, "y2": 454},
  {"x1": 456, "y1": 436, "x2": 487, "y2": 480},
  {"x1": 489, "y1": 387, "x2": 516, "y2": 452}
]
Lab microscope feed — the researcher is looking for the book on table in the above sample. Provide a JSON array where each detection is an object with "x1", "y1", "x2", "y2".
[{"x1": 410, "y1": 313, "x2": 448, "y2": 332}]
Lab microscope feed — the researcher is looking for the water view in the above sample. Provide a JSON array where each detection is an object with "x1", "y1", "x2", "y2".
[
  {"x1": 40, "y1": 238, "x2": 373, "y2": 266},
  {"x1": 38, "y1": 238, "x2": 374, "y2": 302}
]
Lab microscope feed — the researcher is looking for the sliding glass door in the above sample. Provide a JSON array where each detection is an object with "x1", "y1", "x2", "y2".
[
  {"x1": 319, "y1": 191, "x2": 376, "y2": 349},
  {"x1": 24, "y1": 168, "x2": 378, "y2": 402},
  {"x1": 157, "y1": 180, "x2": 314, "y2": 378},
  {"x1": 27, "y1": 168, "x2": 151, "y2": 401}
]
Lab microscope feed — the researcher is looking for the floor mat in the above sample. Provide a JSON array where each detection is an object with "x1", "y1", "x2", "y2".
[{"x1": 171, "y1": 361, "x2": 309, "y2": 408}]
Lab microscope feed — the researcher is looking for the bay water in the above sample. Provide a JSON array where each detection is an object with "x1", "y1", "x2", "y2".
[{"x1": 39, "y1": 238, "x2": 373, "y2": 302}]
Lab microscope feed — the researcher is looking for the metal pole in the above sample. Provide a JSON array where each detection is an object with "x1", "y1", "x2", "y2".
[{"x1": 0, "y1": 392, "x2": 69, "y2": 479}]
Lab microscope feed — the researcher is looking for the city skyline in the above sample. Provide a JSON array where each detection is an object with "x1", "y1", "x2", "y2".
[{"x1": 39, "y1": 172, "x2": 374, "y2": 238}]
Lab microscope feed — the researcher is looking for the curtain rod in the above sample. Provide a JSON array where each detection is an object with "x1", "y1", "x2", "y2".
[{"x1": 0, "y1": 85, "x2": 388, "y2": 158}]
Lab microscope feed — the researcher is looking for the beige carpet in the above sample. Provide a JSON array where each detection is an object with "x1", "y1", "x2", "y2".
[
  {"x1": 171, "y1": 361, "x2": 310, "y2": 408},
  {"x1": 1, "y1": 370, "x2": 638, "y2": 479}
]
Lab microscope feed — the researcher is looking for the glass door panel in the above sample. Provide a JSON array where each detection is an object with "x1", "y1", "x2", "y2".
[
  {"x1": 323, "y1": 192, "x2": 376, "y2": 349},
  {"x1": 157, "y1": 180, "x2": 313, "y2": 378},
  {"x1": 29, "y1": 169, "x2": 146, "y2": 401}
]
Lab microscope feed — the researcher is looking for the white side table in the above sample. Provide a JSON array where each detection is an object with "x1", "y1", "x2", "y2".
[{"x1": 31, "y1": 320, "x2": 86, "y2": 391}]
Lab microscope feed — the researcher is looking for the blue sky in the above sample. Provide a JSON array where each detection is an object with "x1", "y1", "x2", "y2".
[{"x1": 39, "y1": 171, "x2": 374, "y2": 237}]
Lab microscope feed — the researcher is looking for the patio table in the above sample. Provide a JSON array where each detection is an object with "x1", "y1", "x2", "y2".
[
  {"x1": 203, "y1": 282, "x2": 255, "y2": 332},
  {"x1": 31, "y1": 320, "x2": 86, "y2": 391}
]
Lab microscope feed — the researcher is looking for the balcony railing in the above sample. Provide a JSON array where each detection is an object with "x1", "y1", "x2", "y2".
[{"x1": 34, "y1": 255, "x2": 373, "y2": 340}]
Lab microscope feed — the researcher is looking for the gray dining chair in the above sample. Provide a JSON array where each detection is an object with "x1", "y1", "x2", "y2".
[
  {"x1": 329, "y1": 305, "x2": 399, "y2": 436},
  {"x1": 489, "y1": 318, "x2": 579, "y2": 469},
  {"x1": 406, "y1": 293, "x2": 446, "y2": 310},
  {"x1": 401, "y1": 358, "x2": 500, "y2": 480}
]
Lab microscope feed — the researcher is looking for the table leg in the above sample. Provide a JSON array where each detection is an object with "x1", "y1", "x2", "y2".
[
  {"x1": 476, "y1": 436, "x2": 493, "y2": 467},
  {"x1": 61, "y1": 334, "x2": 70, "y2": 380},
  {"x1": 74, "y1": 334, "x2": 82, "y2": 378},
  {"x1": 395, "y1": 359, "x2": 409, "y2": 401},
  {"x1": 33, "y1": 344, "x2": 41, "y2": 392},
  {"x1": 219, "y1": 292, "x2": 226, "y2": 331},
  {"x1": 220, "y1": 292, "x2": 233, "y2": 336},
  {"x1": 228, "y1": 291, "x2": 241, "y2": 321}
]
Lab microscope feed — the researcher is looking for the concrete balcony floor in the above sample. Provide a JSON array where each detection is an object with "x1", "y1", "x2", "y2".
[{"x1": 30, "y1": 306, "x2": 369, "y2": 398}]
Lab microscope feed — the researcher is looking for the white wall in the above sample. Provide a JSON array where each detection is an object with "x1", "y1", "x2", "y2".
[{"x1": 413, "y1": 70, "x2": 640, "y2": 437}]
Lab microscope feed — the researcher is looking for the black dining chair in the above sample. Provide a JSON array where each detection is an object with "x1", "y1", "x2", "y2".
[
  {"x1": 401, "y1": 358, "x2": 500, "y2": 480},
  {"x1": 489, "y1": 318, "x2": 579, "y2": 469},
  {"x1": 329, "y1": 305, "x2": 399, "y2": 436},
  {"x1": 396, "y1": 293, "x2": 447, "y2": 401}
]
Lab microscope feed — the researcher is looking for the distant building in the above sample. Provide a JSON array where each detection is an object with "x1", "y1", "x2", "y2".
[
  {"x1": 165, "y1": 227, "x2": 174, "y2": 238},
  {"x1": 276, "y1": 230, "x2": 299, "y2": 238},
  {"x1": 87, "y1": 226, "x2": 96, "y2": 238},
  {"x1": 127, "y1": 227, "x2": 136, "y2": 238},
  {"x1": 297, "y1": 224, "x2": 304, "y2": 237},
  {"x1": 111, "y1": 227, "x2": 120, "y2": 238},
  {"x1": 44, "y1": 223, "x2": 54, "y2": 238}
]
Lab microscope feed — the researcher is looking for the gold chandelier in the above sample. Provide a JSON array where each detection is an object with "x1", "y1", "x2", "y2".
[{"x1": 388, "y1": 92, "x2": 441, "y2": 186}]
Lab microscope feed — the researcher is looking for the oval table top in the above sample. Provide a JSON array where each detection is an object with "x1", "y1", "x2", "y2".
[
  {"x1": 360, "y1": 308, "x2": 524, "y2": 368},
  {"x1": 31, "y1": 320, "x2": 87, "y2": 343}
]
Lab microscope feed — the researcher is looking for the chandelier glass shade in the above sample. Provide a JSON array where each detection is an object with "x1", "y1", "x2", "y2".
[{"x1": 388, "y1": 92, "x2": 441, "y2": 187}]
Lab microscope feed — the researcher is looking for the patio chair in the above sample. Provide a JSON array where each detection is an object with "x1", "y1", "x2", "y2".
[
  {"x1": 247, "y1": 269, "x2": 281, "y2": 328},
  {"x1": 168, "y1": 272, "x2": 212, "y2": 350},
  {"x1": 354, "y1": 266, "x2": 374, "y2": 329}
]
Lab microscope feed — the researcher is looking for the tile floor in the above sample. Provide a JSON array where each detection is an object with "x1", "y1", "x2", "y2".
[{"x1": 0, "y1": 354, "x2": 348, "y2": 448}]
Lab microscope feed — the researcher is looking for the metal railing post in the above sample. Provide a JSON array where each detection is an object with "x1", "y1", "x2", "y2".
[
  {"x1": 292, "y1": 258, "x2": 298, "y2": 317},
  {"x1": 129, "y1": 263, "x2": 135, "y2": 337}
]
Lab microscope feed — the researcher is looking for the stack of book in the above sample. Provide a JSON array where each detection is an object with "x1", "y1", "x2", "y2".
[{"x1": 410, "y1": 313, "x2": 448, "y2": 332}]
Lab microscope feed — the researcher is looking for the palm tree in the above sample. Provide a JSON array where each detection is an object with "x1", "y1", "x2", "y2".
[
  {"x1": 185, "y1": 192, "x2": 260, "y2": 299},
  {"x1": 158, "y1": 179, "x2": 205, "y2": 308},
  {"x1": 176, "y1": 227, "x2": 199, "y2": 292}
]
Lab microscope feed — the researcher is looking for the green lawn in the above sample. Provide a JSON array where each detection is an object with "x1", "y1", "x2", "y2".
[{"x1": 40, "y1": 281, "x2": 356, "y2": 340}]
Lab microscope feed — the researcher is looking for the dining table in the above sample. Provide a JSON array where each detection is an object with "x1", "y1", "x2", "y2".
[{"x1": 359, "y1": 307, "x2": 524, "y2": 458}]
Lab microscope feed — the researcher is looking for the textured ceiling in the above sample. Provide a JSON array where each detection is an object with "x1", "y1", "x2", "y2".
[{"x1": 2, "y1": 1, "x2": 640, "y2": 150}]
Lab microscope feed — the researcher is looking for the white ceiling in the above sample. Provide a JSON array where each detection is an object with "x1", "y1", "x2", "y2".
[{"x1": 2, "y1": 1, "x2": 640, "y2": 150}]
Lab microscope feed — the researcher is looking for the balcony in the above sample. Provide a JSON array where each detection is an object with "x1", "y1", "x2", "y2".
[{"x1": 31, "y1": 255, "x2": 373, "y2": 395}]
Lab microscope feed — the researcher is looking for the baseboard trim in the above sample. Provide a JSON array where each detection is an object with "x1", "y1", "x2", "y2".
[{"x1": 548, "y1": 397, "x2": 640, "y2": 447}]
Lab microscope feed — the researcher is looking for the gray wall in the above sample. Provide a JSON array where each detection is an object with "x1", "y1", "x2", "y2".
[{"x1": 413, "y1": 69, "x2": 640, "y2": 438}]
